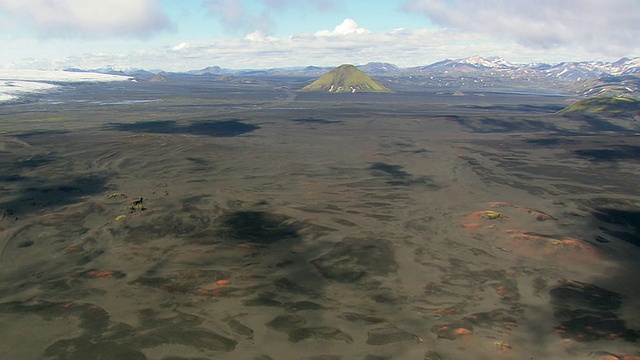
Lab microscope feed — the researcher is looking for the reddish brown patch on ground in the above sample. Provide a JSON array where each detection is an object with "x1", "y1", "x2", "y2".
[
  {"x1": 462, "y1": 223, "x2": 482, "y2": 230},
  {"x1": 495, "y1": 286, "x2": 508, "y2": 295},
  {"x1": 236, "y1": 243, "x2": 257, "y2": 249},
  {"x1": 193, "y1": 279, "x2": 232, "y2": 298},
  {"x1": 504, "y1": 231, "x2": 601, "y2": 263},
  {"x1": 432, "y1": 323, "x2": 475, "y2": 340},
  {"x1": 86, "y1": 270, "x2": 116, "y2": 278},
  {"x1": 599, "y1": 356, "x2": 620, "y2": 360},
  {"x1": 597, "y1": 353, "x2": 640, "y2": 360},
  {"x1": 460, "y1": 202, "x2": 603, "y2": 266},
  {"x1": 491, "y1": 284, "x2": 520, "y2": 302},
  {"x1": 453, "y1": 327, "x2": 473, "y2": 336},
  {"x1": 434, "y1": 306, "x2": 463, "y2": 315}
]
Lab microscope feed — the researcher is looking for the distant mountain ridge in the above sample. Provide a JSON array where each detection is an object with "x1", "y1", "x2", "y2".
[
  {"x1": 67, "y1": 56, "x2": 640, "y2": 81},
  {"x1": 420, "y1": 56, "x2": 516, "y2": 71},
  {"x1": 401, "y1": 56, "x2": 640, "y2": 80},
  {"x1": 187, "y1": 66, "x2": 235, "y2": 76},
  {"x1": 64, "y1": 55, "x2": 640, "y2": 98},
  {"x1": 397, "y1": 56, "x2": 640, "y2": 98},
  {"x1": 356, "y1": 62, "x2": 400, "y2": 75}
]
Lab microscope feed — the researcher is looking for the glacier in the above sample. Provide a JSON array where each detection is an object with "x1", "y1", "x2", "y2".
[{"x1": 0, "y1": 70, "x2": 131, "y2": 103}]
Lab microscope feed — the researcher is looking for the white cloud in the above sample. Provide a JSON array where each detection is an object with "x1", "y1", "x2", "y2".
[
  {"x1": 171, "y1": 42, "x2": 190, "y2": 51},
  {"x1": 403, "y1": 0, "x2": 640, "y2": 57},
  {"x1": 4, "y1": 18, "x2": 639, "y2": 72},
  {"x1": 245, "y1": 31, "x2": 278, "y2": 42},
  {"x1": 0, "y1": 0, "x2": 171, "y2": 38},
  {"x1": 315, "y1": 18, "x2": 371, "y2": 36}
]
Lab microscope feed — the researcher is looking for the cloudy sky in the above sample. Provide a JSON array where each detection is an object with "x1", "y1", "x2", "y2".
[{"x1": 1, "y1": 0, "x2": 639, "y2": 71}]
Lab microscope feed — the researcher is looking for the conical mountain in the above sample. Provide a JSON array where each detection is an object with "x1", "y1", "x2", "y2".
[
  {"x1": 149, "y1": 73, "x2": 168, "y2": 82},
  {"x1": 300, "y1": 64, "x2": 391, "y2": 93}
]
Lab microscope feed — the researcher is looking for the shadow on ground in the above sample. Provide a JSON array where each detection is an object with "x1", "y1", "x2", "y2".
[
  {"x1": 291, "y1": 118, "x2": 342, "y2": 125},
  {"x1": 574, "y1": 145, "x2": 640, "y2": 162},
  {"x1": 369, "y1": 162, "x2": 440, "y2": 188},
  {"x1": 0, "y1": 175, "x2": 108, "y2": 216},
  {"x1": 591, "y1": 208, "x2": 640, "y2": 246},
  {"x1": 453, "y1": 116, "x2": 569, "y2": 134},
  {"x1": 107, "y1": 119, "x2": 260, "y2": 137},
  {"x1": 0, "y1": 200, "x2": 409, "y2": 358},
  {"x1": 14, "y1": 130, "x2": 71, "y2": 138}
]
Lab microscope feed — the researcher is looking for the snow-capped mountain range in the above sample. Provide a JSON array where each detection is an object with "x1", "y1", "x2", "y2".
[
  {"x1": 402, "y1": 56, "x2": 640, "y2": 81},
  {"x1": 64, "y1": 56, "x2": 640, "y2": 81}
]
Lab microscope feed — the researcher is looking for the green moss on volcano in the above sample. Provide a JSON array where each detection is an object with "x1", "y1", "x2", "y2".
[
  {"x1": 300, "y1": 64, "x2": 391, "y2": 93},
  {"x1": 561, "y1": 96, "x2": 640, "y2": 115}
]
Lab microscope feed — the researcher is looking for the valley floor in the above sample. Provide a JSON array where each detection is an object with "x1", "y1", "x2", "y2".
[{"x1": 1, "y1": 79, "x2": 639, "y2": 359}]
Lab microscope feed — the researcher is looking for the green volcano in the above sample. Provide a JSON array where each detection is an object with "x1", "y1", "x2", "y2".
[{"x1": 300, "y1": 64, "x2": 391, "y2": 93}]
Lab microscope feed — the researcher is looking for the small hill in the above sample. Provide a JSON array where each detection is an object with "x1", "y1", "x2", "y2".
[
  {"x1": 300, "y1": 64, "x2": 391, "y2": 93},
  {"x1": 149, "y1": 73, "x2": 168, "y2": 82},
  {"x1": 560, "y1": 96, "x2": 640, "y2": 115}
]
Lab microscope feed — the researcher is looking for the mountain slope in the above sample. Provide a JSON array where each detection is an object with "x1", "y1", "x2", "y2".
[
  {"x1": 560, "y1": 96, "x2": 640, "y2": 115},
  {"x1": 357, "y1": 62, "x2": 399, "y2": 75},
  {"x1": 300, "y1": 64, "x2": 391, "y2": 93}
]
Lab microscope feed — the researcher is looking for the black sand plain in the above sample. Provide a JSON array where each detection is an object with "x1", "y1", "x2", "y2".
[{"x1": 1, "y1": 76, "x2": 640, "y2": 359}]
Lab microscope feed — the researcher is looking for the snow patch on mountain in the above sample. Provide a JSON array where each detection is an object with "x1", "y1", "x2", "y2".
[{"x1": 457, "y1": 55, "x2": 516, "y2": 69}]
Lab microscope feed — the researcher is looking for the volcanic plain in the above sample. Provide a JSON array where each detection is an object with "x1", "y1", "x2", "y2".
[{"x1": 1, "y1": 75, "x2": 639, "y2": 359}]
